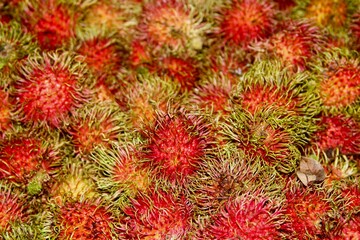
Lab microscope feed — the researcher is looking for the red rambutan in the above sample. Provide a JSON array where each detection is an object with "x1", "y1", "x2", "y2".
[
  {"x1": 143, "y1": 109, "x2": 211, "y2": 184},
  {"x1": 118, "y1": 189, "x2": 192, "y2": 239},
  {"x1": 312, "y1": 114, "x2": 360, "y2": 155},
  {"x1": 14, "y1": 51, "x2": 94, "y2": 128},
  {"x1": 21, "y1": 0, "x2": 77, "y2": 50},
  {"x1": 202, "y1": 194, "x2": 285, "y2": 239},
  {"x1": 217, "y1": 0, "x2": 276, "y2": 48}
]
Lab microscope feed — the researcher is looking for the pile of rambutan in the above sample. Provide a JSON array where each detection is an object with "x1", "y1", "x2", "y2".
[{"x1": 1, "y1": 0, "x2": 360, "y2": 239}]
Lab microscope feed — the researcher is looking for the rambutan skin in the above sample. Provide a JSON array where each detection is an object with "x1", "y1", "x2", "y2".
[
  {"x1": 143, "y1": 110, "x2": 212, "y2": 184},
  {"x1": 217, "y1": 0, "x2": 277, "y2": 47},
  {"x1": 14, "y1": 51, "x2": 93, "y2": 128}
]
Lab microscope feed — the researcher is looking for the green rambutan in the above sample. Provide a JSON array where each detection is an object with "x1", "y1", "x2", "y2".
[
  {"x1": 264, "y1": 19, "x2": 324, "y2": 71},
  {"x1": 21, "y1": 0, "x2": 78, "y2": 50},
  {"x1": 216, "y1": 0, "x2": 277, "y2": 48},
  {"x1": 200, "y1": 193, "x2": 285, "y2": 239},
  {"x1": 118, "y1": 188, "x2": 193, "y2": 239},
  {"x1": 90, "y1": 143, "x2": 153, "y2": 208},
  {"x1": 221, "y1": 107, "x2": 303, "y2": 173},
  {"x1": 124, "y1": 74, "x2": 182, "y2": 131},
  {"x1": 13, "y1": 51, "x2": 94, "y2": 128},
  {"x1": 311, "y1": 114, "x2": 360, "y2": 155},
  {"x1": 142, "y1": 108, "x2": 212, "y2": 185},
  {"x1": 0, "y1": 21, "x2": 37, "y2": 72},
  {"x1": 66, "y1": 100, "x2": 129, "y2": 155},
  {"x1": 137, "y1": 0, "x2": 209, "y2": 54}
]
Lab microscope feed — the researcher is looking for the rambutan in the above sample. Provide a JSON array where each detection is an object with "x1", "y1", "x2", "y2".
[
  {"x1": 137, "y1": 0, "x2": 208, "y2": 54},
  {"x1": 282, "y1": 184, "x2": 334, "y2": 239},
  {"x1": 216, "y1": 0, "x2": 277, "y2": 48},
  {"x1": 124, "y1": 74, "x2": 182, "y2": 131},
  {"x1": 334, "y1": 214, "x2": 360, "y2": 240},
  {"x1": 0, "y1": 21, "x2": 37, "y2": 72},
  {"x1": 14, "y1": 51, "x2": 94, "y2": 128},
  {"x1": 0, "y1": 88, "x2": 12, "y2": 135},
  {"x1": 311, "y1": 114, "x2": 360, "y2": 155},
  {"x1": 154, "y1": 55, "x2": 200, "y2": 92},
  {"x1": 265, "y1": 20, "x2": 324, "y2": 71},
  {"x1": 142, "y1": 109, "x2": 211, "y2": 185},
  {"x1": 46, "y1": 199, "x2": 116, "y2": 240},
  {"x1": 350, "y1": 11, "x2": 360, "y2": 50},
  {"x1": 66, "y1": 100, "x2": 129, "y2": 155},
  {"x1": 21, "y1": 0, "x2": 77, "y2": 50},
  {"x1": 0, "y1": 128, "x2": 64, "y2": 187},
  {"x1": 118, "y1": 188, "x2": 192, "y2": 239},
  {"x1": 90, "y1": 143, "x2": 153, "y2": 208},
  {"x1": 221, "y1": 108, "x2": 303, "y2": 173},
  {"x1": 201, "y1": 193, "x2": 285, "y2": 239},
  {"x1": 0, "y1": 184, "x2": 26, "y2": 233}
]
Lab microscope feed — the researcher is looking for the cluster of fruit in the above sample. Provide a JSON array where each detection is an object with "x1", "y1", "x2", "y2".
[{"x1": 0, "y1": 0, "x2": 359, "y2": 239}]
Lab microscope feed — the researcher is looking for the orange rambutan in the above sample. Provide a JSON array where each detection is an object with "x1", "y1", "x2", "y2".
[
  {"x1": 14, "y1": 51, "x2": 94, "y2": 128},
  {"x1": 142, "y1": 109, "x2": 211, "y2": 184},
  {"x1": 21, "y1": 0, "x2": 77, "y2": 50},
  {"x1": 217, "y1": 0, "x2": 277, "y2": 48},
  {"x1": 118, "y1": 189, "x2": 192, "y2": 239}
]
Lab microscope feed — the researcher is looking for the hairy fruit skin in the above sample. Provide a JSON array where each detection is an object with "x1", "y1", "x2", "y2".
[
  {"x1": 218, "y1": 0, "x2": 276, "y2": 47},
  {"x1": 119, "y1": 189, "x2": 192, "y2": 239},
  {"x1": 0, "y1": 187, "x2": 26, "y2": 232}
]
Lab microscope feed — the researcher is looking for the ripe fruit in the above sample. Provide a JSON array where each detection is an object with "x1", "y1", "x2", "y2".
[
  {"x1": 143, "y1": 109, "x2": 211, "y2": 184},
  {"x1": 118, "y1": 189, "x2": 192, "y2": 239},
  {"x1": 201, "y1": 194, "x2": 285, "y2": 239},
  {"x1": 217, "y1": 0, "x2": 276, "y2": 48},
  {"x1": 21, "y1": 0, "x2": 77, "y2": 50},
  {"x1": 0, "y1": 88, "x2": 12, "y2": 135},
  {"x1": 14, "y1": 51, "x2": 93, "y2": 128}
]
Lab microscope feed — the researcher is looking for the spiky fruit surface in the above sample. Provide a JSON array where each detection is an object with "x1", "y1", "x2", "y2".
[
  {"x1": 266, "y1": 20, "x2": 324, "y2": 71},
  {"x1": 14, "y1": 51, "x2": 93, "y2": 127},
  {"x1": 282, "y1": 186, "x2": 333, "y2": 239},
  {"x1": 217, "y1": 0, "x2": 276, "y2": 47},
  {"x1": 67, "y1": 101, "x2": 128, "y2": 155},
  {"x1": 143, "y1": 110, "x2": 211, "y2": 184},
  {"x1": 0, "y1": 88, "x2": 12, "y2": 134},
  {"x1": 201, "y1": 194, "x2": 284, "y2": 239},
  {"x1": 350, "y1": 11, "x2": 360, "y2": 50},
  {"x1": 52, "y1": 200, "x2": 114, "y2": 240},
  {"x1": 137, "y1": 0, "x2": 207, "y2": 53},
  {"x1": 21, "y1": 0, "x2": 77, "y2": 50},
  {"x1": 0, "y1": 186, "x2": 25, "y2": 232},
  {"x1": 312, "y1": 114, "x2": 360, "y2": 154},
  {"x1": 118, "y1": 189, "x2": 192, "y2": 239}
]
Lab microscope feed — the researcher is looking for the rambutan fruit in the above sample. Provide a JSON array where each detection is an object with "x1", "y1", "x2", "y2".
[
  {"x1": 124, "y1": 74, "x2": 182, "y2": 131},
  {"x1": 137, "y1": 0, "x2": 209, "y2": 54},
  {"x1": 66, "y1": 100, "x2": 130, "y2": 155},
  {"x1": 264, "y1": 19, "x2": 324, "y2": 71},
  {"x1": 0, "y1": 88, "x2": 12, "y2": 136},
  {"x1": 311, "y1": 49, "x2": 360, "y2": 113},
  {"x1": 0, "y1": 128, "x2": 64, "y2": 187},
  {"x1": 273, "y1": 0, "x2": 296, "y2": 11},
  {"x1": 311, "y1": 114, "x2": 360, "y2": 155},
  {"x1": 44, "y1": 198, "x2": 116, "y2": 240},
  {"x1": 334, "y1": 214, "x2": 360, "y2": 240},
  {"x1": 128, "y1": 39, "x2": 153, "y2": 70},
  {"x1": 78, "y1": 0, "x2": 142, "y2": 40},
  {"x1": 200, "y1": 193, "x2": 285, "y2": 239},
  {"x1": 118, "y1": 188, "x2": 193, "y2": 239},
  {"x1": 0, "y1": 21, "x2": 37, "y2": 72},
  {"x1": 281, "y1": 183, "x2": 334, "y2": 239},
  {"x1": 216, "y1": 0, "x2": 277, "y2": 48},
  {"x1": 221, "y1": 107, "x2": 303, "y2": 173},
  {"x1": 154, "y1": 55, "x2": 200, "y2": 92},
  {"x1": 142, "y1": 108, "x2": 212, "y2": 185},
  {"x1": 21, "y1": 0, "x2": 78, "y2": 50},
  {"x1": 75, "y1": 33, "x2": 123, "y2": 78},
  {"x1": 13, "y1": 51, "x2": 94, "y2": 128},
  {"x1": 0, "y1": 184, "x2": 26, "y2": 233},
  {"x1": 188, "y1": 74, "x2": 233, "y2": 115},
  {"x1": 90, "y1": 143, "x2": 153, "y2": 208},
  {"x1": 350, "y1": 11, "x2": 360, "y2": 50}
]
